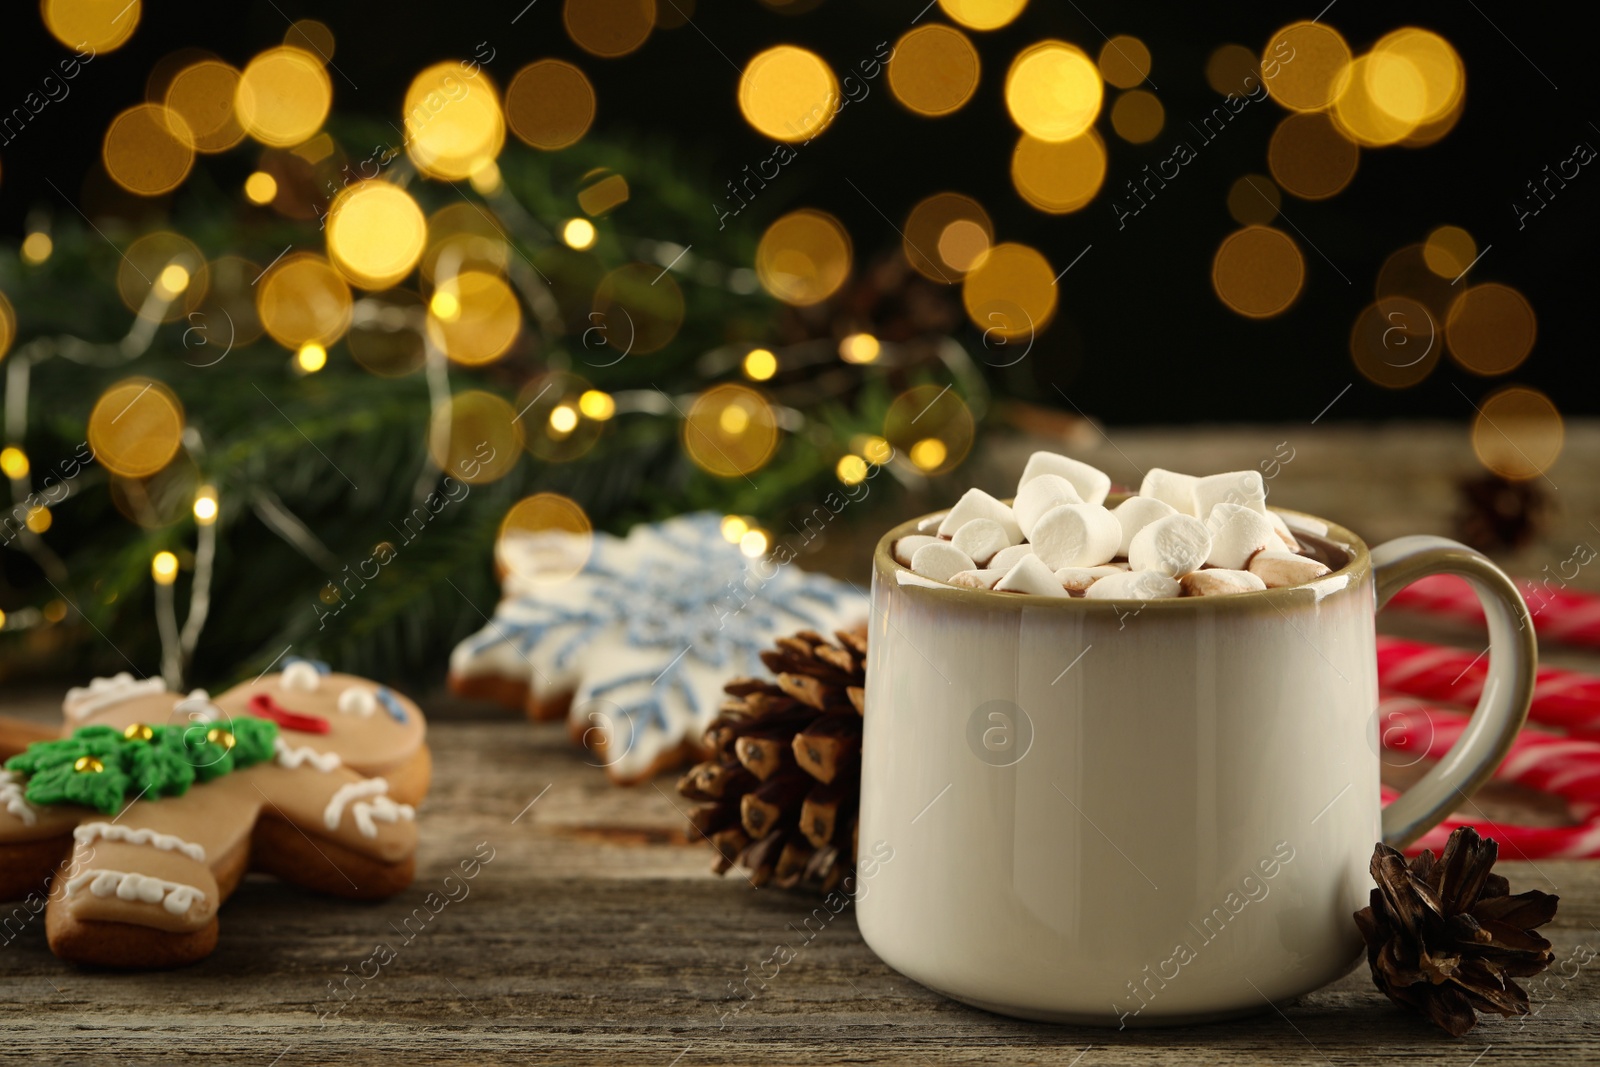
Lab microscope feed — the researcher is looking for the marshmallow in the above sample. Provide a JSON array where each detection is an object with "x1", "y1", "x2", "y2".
[
  {"x1": 951, "y1": 519, "x2": 1014, "y2": 566},
  {"x1": 1180, "y1": 569, "x2": 1267, "y2": 597},
  {"x1": 1018, "y1": 451, "x2": 1112, "y2": 507},
  {"x1": 994, "y1": 553, "x2": 1070, "y2": 597},
  {"x1": 1282, "y1": 513, "x2": 1328, "y2": 538},
  {"x1": 1138, "y1": 468, "x2": 1199, "y2": 515},
  {"x1": 1084, "y1": 569, "x2": 1181, "y2": 600},
  {"x1": 910, "y1": 541, "x2": 976, "y2": 583},
  {"x1": 1029, "y1": 503, "x2": 1122, "y2": 570},
  {"x1": 1204, "y1": 503, "x2": 1275, "y2": 570},
  {"x1": 1012, "y1": 474, "x2": 1082, "y2": 539},
  {"x1": 1248, "y1": 550, "x2": 1332, "y2": 588},
  {"x1": 1110, "y1": 496, "x2": 1178, "y2": 557},
  {"x1": 950, "y1": 568, "x2": 1007, "y2": 589},
  {"x1": 1267, "y1": 509, "x2": 1301, "y2": 552},
  {"x1": 917, "y1": 510, "x2": 949, "y2": 534},
  {"x1": 936, "y1": 489, "x2": 1023, "y2": 543},
  {"x1": 1055, "y1": 565, "x2": 1125, "y2": 595},
  {"x1": 1193, "y1": 470, "x2": 1267, "y2": 518},
  {"x1": 989, "y1": 543, "x2": 1037, "y2": 572},
  {"x1": 893, "y1": 535, "x2": 940, "y2": 567},
  {"x1": 1128, "y1": 514, "x2": 1212, "y2": 577}
]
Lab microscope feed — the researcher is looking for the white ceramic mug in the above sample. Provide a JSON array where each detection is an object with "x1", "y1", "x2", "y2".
[{"x1": 857, "y1": 505, "x2": 1536, "y2": 1025}]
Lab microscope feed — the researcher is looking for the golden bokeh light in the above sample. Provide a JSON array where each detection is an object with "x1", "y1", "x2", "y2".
[
  {"x1": 0, "y1": 293, "x2": 12, "y2": 362},
  {"x1": 1371, "y1": 28, "x2": 1463, "y2": 126},
  {"x1": 117, "y1": 232, "x2": 207, "y2": 323},
  {"x1": 937, "y1": 219, "x2": 990, "y2": 272},
  {"x1": 903, "y1": 193, "x2": 993, "y2": 281},
  {"x1": 43, "y1": 0, "x2": 139, "y2": 52},
  {"x1": 1098, "y1": 35, "x2": 1151, "y2": 89},
  {"x1": 1005, "y1": 41, "x2": 1102, "y2": 142},
  {"x1": 165, "y1": 60, "x2": 245, "y2": 153},
  {"x1": 347, "y1": 290, "x2": 426, "y2": 378},
  {"x1": 295, "y1": 342, "x2": 328, "y2": 373},
  {"x1": 0, "y1": 447, "x2": 28, "y2": 479},
  {"x1": 244, "y1": 170, "x2": 277, "y2": 204},
  {"x1": 1262, "y1": 22, "x2": 1351, "y2": 111},
  {"x1": 498, "y1": 493, "x2": 594, "y2": 585},
  {"x1": 1211, "y1": 226, "x2": 1304, "y2": 319},
  {"x1": 563, "y1": 218, "x2": 598, "y2": 250},
  {"x1": 739, "y1": 46, "x2": 839, "y2": 143},
  {"x1": 1376, "y1": 244, "x2": 1455, "y2": 326},
  {"x1": 577, "y1": 170, "x2": 630, "y2": 216},
  {"x1": 405, "y1": 62, "x2": 505, "y2": 181},
  {"x1": 721, "y1": 515, "x2": 749, "y2": 543},
  {"x1": 236, "y1": 47, "x2": 332, "y2": 148},
  {"x1": 743, "y1": 348, "x2": 778, "y2": 381},
  {"x1": 1472, "y1": 387, "x2": 1562, "y2": 482},
  {"x1": 257, "y1": 253, "x2": 353, "y2": 348},
  {"x1": 426, "y1": 270, "x2": 521, "y2": 365},
  {"x1": 1012, "y1": 131, "x2": 1106, "y2": 214},
  {"x1": 1205, "y1": 44, "x2": 1260, "y2": 96},
  {"x1": 683, "y1": 384, "x2": 780, "y2": 479},
  {"x1": 88, "y1": 378, "x2": 184, "y2": 479},
  {"x1": 430, "y1": 390, "x2": 523, "y2": 485},
  {"x1": 593, "y1": 262, "x2": 685, "y2": 354},
  {"x1": 740, "y1": 529, "x2": 770, "y2": 559},
  {"x1": 961, "y1": 242, "x2": 1056, "y2": 339},
  {"x1": 22, "y1": 233, "x2": 52, "y2": 264},
  {"x1": 103, "y1": 104, "x2": 194, "y2": 196},
  {"x1": 26, "y1": 506, "x2": 52, "y2": 534},
  {"x1": 938, "y1": 0, "x2": 1027, "y2": 31},
  {"x1": 839, "y1": 333, "x2": 880, "y2": 364},
  {"x1": 326, "y1": 182, "x2": 427, "y2": 290},
  {"x1": 431, "y1": 291, "x2": 460, "y2": 320},
  {"x1": 756, "y1": 209, "x2": 852, "y2": 306},
  {"x1": 885, "y1": 385, "x2": 973, "y2": 476},
  {"x1": 193, "y1": 486, "x2": 218, "y2": 525},
  {"x1": 1110, "y1": 90, "x2": 1164, "y2": 144},
  {"x1": 1268, "y1": 111, "x2": 1359, "y2": 200},
  {"x1": 422, "y1": 203, "x2": 511, "y2": 284},
  {"x1": 859, "y1": 435, "x2": 894, "y2": 465},
  {"x1": 1227, "y1": 174, "x2": 1280, "y2": 225},
  {"x1": 469, "y1": 159, "x2": 503, "y2": 196},
  {"x1": 284, "y1": 19, "x2": 335, "y2": 62},
  {"x1": 564, "y1": 0, "x2": 655, "y2": 58},
  {"x1": 1423, "y1": 225, "x2": 1476, "y2": 278},
  {"x1": 518, "y1": 372, "x2": 604, "y2": 463},
  {"x1": 888, "y1": 24, "x2": 981, "y2": 117},
  {"x1": 188, "y1": 254, "x2": 265, "y2": 351},
  {"x1": 151, "y1": 551, "x2": 179, "y2": 585},
  {"x1": 1331, "y1": 56, "x2": 1420, "y2": 147},
  {"x1": 836, "y1": 454, "x2": 868, "y2": 485},
  {"x1": 507, "y1": 60, "x2": 596, "y2": 151},
  {"x1": 1447, "y1": 283, "x2": 1536, "y2": 377},
  {"x1": 1350, "y1": 297, "x2": 1440, "y2": 389}
]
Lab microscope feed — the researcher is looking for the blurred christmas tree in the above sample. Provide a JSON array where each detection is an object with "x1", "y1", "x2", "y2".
[{"x1": 0, "y1": 45, "x2": 986, "y2": 690}]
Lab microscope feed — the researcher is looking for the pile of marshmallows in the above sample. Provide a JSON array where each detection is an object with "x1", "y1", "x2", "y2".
[{"x1": 893, "y1": 452, "x2": 1332, "y2": 599}]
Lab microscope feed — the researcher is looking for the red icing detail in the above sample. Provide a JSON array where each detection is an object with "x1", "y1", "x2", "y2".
[{"x1": 248, "y1": 693, "x2": 331, "y2": 734}]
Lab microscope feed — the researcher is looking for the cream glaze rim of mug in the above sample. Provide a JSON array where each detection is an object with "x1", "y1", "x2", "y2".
[{"x1": 874, "y1": 498, "x2": 1371, "y2": 610}]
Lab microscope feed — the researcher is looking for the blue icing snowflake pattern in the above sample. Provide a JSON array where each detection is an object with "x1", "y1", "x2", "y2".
[{"x1": 450, "y1": 513, "x2": 866, "y2": 781}]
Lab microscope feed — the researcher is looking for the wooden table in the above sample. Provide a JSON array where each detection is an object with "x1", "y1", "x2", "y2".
[{"x1": 4, "y1": 423, "x2": 1598, "y2": 1064}]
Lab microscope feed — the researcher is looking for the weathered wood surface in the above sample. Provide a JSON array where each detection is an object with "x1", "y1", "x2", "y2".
[{"x1": 4, "y1": 422, "x2": 1599, "y2": 1064}]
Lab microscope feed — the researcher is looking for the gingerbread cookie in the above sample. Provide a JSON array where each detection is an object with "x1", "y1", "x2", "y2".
[
  {"x1": 449, "y1": 513, "x2": 866, "y2": 784},
  {"x1": 0, "y1": 660, "x2": 429, "y2": 968}
]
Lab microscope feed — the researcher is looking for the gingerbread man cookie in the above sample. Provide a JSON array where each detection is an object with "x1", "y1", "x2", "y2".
[{"x1": 0, "y1": 660, "x2": 430, "y2": 968}]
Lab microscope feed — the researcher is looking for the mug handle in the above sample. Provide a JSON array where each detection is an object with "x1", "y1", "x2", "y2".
[{"x1": 1371, "y1": 535, "x2": 1538, "y2": 847}]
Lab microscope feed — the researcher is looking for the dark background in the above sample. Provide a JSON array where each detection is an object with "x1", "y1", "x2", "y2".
[{"x1": 0, "y1": 1, "x2": 1592, "y2": 424}]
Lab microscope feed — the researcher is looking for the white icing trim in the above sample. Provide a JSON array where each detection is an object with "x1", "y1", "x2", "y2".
[
  {"x1": 337, "y1": 687, "x2": 377, "y2": 717},
  {"x1": 64, "y1": 674, "x2": 166, "y2": 721},
  {"x1": 172, "y1": 690, "x2": 221, "y2": 723},
  {"x1": 73, "y1": 822, "x2": 206, "y2": 863},
  {"x1": 0, "y1": 770, "x2": 36, "y2": 827},
  {"x1": 323, "y1": 778, "x2": 415, "y2": 839},
  {"x1": 275, "y1": 738, "x2": 342, "y2": 772},
  {"x1": 281, "y1": 661, "x2": 322, "y2": 691},
  {"x1": 64, "y1": 869, "x2": 206, "y2": 916}
]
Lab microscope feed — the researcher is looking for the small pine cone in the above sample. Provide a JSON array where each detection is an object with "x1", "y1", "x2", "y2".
[
  {"x1": 1355, "y1": 826, "x2": 1558, "y2": 1036},
  {"x1": 678, "y1": 625, "x2": 866, "y2": 892}
]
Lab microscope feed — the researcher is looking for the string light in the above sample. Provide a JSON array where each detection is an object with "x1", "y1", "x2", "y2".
[
  {"x1": 721, "y1": 515, "x2": 750, "y2": 543},
  {"x1": 562, "y1": 218, "x2": 598, "y2": 250},
  {"x1": 910, "y1": 438, "x2": 948, "y2": 471},
  {"x1": 578, "y1": 390, "x2": 615, "y2": 420},
  {"x1": 193, "y1": 486, "x2": 219, "y2": 525},
  {"x1": 739, "y1": 528, "x2": 770, "y2": 558},
  {"x1": 21, "y1": 233, "x2": 53, "y2": 264},
  {"x1": 0, "y1": 447, "x2": 28, "y2": 479},
  {"x1": 296, "y1": 343, "x2": 328, "y2": 373},
  {"x1": 245, "y1": 171, "x2": 277, "y2": 204},
  {"x1": 839, "y1": 333, "x2": 880, "y2": 364},
  {"x1": 742, "y1": 348, "x2": 778, "y2": 381},
  {"x1": 430, "y1": 289, "x2": 461, "y2": 321},
  {"x1": 549, "y1": 404, "x2": 579, "y2": 434},
  {"x1": 152, "y1": 551, "x2": 180, "y2": 585},
  {"x1": 157, "y1": 263, "x2": 192, "y2": 296},
  {"x1": 836, "y1": 455, "x2": 868, "y2": 485},
  {"x1": 25, "y1": 506, "x2": 51, "y2": 534}
]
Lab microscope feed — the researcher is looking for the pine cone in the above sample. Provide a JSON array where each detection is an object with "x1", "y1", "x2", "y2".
[
  {"x1": 677, "y1": 626, "x2": 866, "y2": 891},
  {"x1": 1354, "y1": 827, "x2": 1559, "y2": 1036}
]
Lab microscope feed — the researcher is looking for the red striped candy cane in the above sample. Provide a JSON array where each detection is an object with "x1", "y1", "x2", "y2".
[{"x1": 1377, "y1": 636, "x2": 1600, "y2": 735}]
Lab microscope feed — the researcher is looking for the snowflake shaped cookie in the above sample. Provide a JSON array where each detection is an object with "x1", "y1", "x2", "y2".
[{"x1": 449, "y1": 513, "x2": 868, "y2": 783}]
